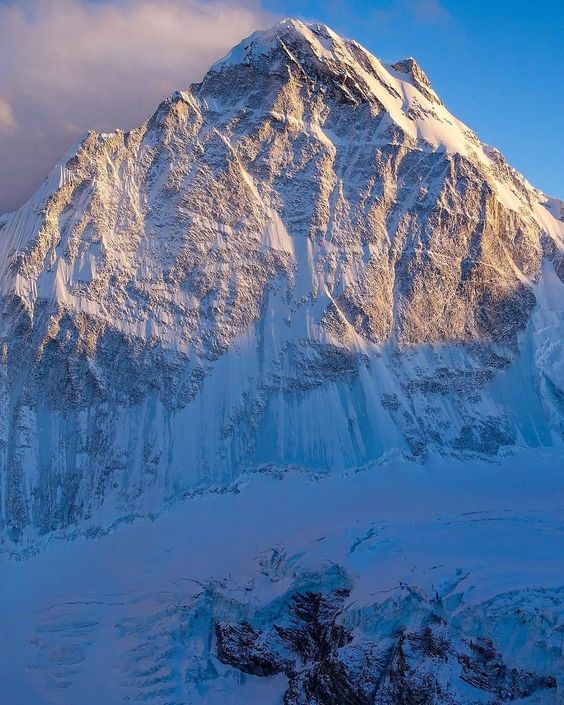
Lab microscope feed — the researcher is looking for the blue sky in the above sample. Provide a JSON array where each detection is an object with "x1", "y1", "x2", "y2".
[
  {"x1": 0, "y1": 0, "x2": 561, "y2": 212},
  {"x1": 265, "y1": 0, "x2": 563, "y2": 197}
]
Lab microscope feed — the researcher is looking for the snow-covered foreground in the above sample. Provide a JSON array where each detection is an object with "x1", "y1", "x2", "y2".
[{"x1": 2, "y1": 449, "x2": 562, "y2": 704}]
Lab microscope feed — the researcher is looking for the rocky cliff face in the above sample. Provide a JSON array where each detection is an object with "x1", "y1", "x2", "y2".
[
  {"x1": 0, "y1": 19, "x2": 563, "y2": 540},
  {"x1": 216, "y1": 589, "x2": 558, "y2": 705}
]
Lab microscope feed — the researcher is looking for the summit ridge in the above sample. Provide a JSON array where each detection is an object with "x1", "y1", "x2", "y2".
[
  {"x1": 0, "y1": 20, "x2": 562, "y2": 540},
  {"x1": 1, "y1": 21, "x2": 563, "y2": 705}
]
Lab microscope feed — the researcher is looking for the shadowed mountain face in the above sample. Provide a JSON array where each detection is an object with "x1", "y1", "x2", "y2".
[
  {"x1": 215, "y1": 589, "x2": 557, "y2": 705},
  {"x1": 0, "y1": 19, "x2": 563, "y2": 539}
]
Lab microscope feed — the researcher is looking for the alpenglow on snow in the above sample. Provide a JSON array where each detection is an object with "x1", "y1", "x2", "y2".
[
  {"x1": 0, "y1": 19, "x2": 563, "y2": 541},
  {"x1": 1, "y1": 19, "x2": 563, "y2": 705}
]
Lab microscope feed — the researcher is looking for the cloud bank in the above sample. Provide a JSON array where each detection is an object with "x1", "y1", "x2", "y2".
[{"x1": 0, "y1": 0, "x2": 272, "y2": 214}]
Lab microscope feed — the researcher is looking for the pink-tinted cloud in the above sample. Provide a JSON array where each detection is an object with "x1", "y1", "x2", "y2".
[
  {"x1": 0, "y1": 0, "x2": 272, "y2": 214},
  {"x1": 0, "y1": 96, "x2": 18, "y2": 136}
]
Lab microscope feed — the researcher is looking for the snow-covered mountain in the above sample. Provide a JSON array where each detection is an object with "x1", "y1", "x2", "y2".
[
  {"x1": 1, "y1": 18, "x2": 563, "y2": 705},
  {"x1": 1, "y1": 19, "x2": 562, "y2": 542}
]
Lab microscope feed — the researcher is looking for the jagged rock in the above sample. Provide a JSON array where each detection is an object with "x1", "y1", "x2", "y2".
[
  {"x1": 216, "y1": 590, "x2": 558, "y2": 705},
  {"x1": 0, "y1": 19, "x2": 563, "y2": 539}
]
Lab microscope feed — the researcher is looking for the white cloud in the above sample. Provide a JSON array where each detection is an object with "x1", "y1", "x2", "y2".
[
  {"x1": 0, "y1": 96, "x2": 17, "y2": 135},
  {"x1": 0, "y1": 0, "x2": 273, "y2": 213}
]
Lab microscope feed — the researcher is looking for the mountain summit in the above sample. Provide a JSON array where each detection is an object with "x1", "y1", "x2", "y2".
[
  {"x1": 1, "y1": 21, "x2": 563, "y2": 705},
  {"x1": 0, "y1": 20, "x2": 563, "y2": 540}
]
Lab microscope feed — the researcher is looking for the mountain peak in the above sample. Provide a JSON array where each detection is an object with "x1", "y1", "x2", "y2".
[
  {"x1": 203, "y1": 19, "x2": 489, "y2": 167},
  {"x1": 210, "y1": 18, "x2": 348, "y2": 72},
  {"x1": 208, "y1": 19, "x2": 447, "y2": 119},
  {"x1": 390, "y1": 56, "x2": 441, "y2": 104},
  {"x1": 1, "y1": 14, "x2": 564, "y2": 547}
]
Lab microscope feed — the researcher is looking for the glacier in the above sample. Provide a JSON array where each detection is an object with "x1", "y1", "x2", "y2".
[{"x1": 1, "y1": 449, "x2": 562, "y2": 703}]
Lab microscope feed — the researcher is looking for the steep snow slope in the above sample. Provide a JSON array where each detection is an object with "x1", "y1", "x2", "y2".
[
  {"x1": 0, "y1": 19, "x2": 563, "y2": 541},
  {"x1": 1, "y1": 18, "x2": 563, "y2": 705}
]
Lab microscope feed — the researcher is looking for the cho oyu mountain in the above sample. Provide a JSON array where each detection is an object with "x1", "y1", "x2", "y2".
[{"x1": 0, "y1": 18, "x2": 563, "y2": 540}]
